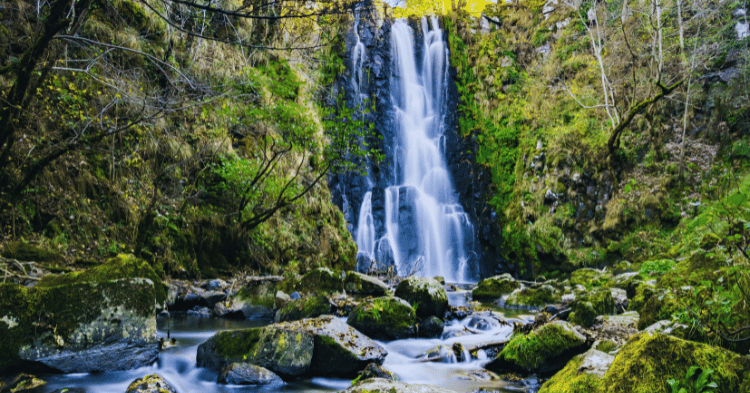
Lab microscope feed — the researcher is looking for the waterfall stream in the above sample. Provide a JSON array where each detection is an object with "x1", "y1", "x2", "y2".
[{"x1": 353, "y1": 17, "x2": 475, "y2": 283}]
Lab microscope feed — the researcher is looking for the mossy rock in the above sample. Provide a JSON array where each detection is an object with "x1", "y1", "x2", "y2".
[
  {"x1": 570, "y1": 268, "x2": 610, "y2": 287},
  {"x1": 225, "y1": 280, "x2": 277, "y2": 319},
  {"x1": 275, "y1": 294, "x2": 331, "y2": 322},
  {"x1": 37, "y1": 254, "x2": 167, "y2": 307},
  {"x1": 1, "y1": 242, "x2": 65, "y2": 265},
  {"x1": 346, "y1": 297, "x2": 417, "y2": 341},
  {"x1": 611, "y1": 272, "x2": 645, "y2": 299},
  {"x1": 487, "y1": 321, "x2": 587, "y2": 374},
  {"x1": 343, "y1": 271, "x2": 389, "y2": 296},
  {"x1": 472, "y1": 273, "x2": 521, "y2": 301},
  {"x1": 539, "y1": 349, "x2": 614, "y2": 393},
  {"x1": 637, "y1": 291, "x2": 679, "y2": 330},
  {"x1": 394, "y1": 276, "x2": 448, "y2": 318},
  {"x1": 602, "y1": 333, "x2": 750, "y2": 393},
  {"x1": 0, "y1": 278, "x2": 158, "y2": 373},
  {"x1": 196, "y1": 326, "x2": 314, "y2": 377},
  {"x1": 505, "y1": 285, "x2": 560, "y2": 308},
  {"x1": 342, "y1": 378, "x2": 455, "y2": 393},
  {"x1": 277, "y1": 268, "x2": 344, "y2": 296},
  {"x1": 569, "y1": 301, "x2": 597, "y2": 328},
  {"x1": 126, "y1": 374, "x2": 177, "y2": 393},
  {"x1": 627, "y1": 282, "x2": 655, "y2": 313}
]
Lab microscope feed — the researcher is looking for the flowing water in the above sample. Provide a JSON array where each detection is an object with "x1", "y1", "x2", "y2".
[
  {"x1": 354, "y1": 17, "x2": 476, "y2": 283},
  {"x1": 35, "y1": 295, "x2": 538, "y2": 393}
]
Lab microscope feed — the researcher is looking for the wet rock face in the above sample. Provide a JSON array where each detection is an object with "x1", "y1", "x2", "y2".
[
  {"x1": 394, "y1": 276, "x2": 448, "y2": 318},
  {"x1": 1, "y1": 278, "x2": 158, "y2": 374},
  {"x1": 196, "y1": 326, "x2": 315, "y2": 377},
  {"x1": 218, "y1": 363, "x2": 283, "y2": 385},
  {"x1": 347, "y1": 296, "x2": 418, "y2": 340},
  {"x1": 126, "y1": 374, "x2": 177, "y2": 393},
  {"x1": 277, "y1": 315, "x2": 388, "y2": 377}
]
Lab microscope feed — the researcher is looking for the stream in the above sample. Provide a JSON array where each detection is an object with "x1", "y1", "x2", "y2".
[{"x1": 35, "y1": 290, "x2": 540, "y2": 393}]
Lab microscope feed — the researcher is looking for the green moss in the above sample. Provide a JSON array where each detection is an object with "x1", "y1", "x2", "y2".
[
  {"x1": 505, "y1": 285, "x2": 559, "y2": 307},
  {"x1": 496, "y1": 321, "x2": 585, "y2": 371},
  {"x1": 346, "y1": 297, "x2": 417, "y2": 340},
  {"x1": 1, "y1": 242, "x2": 65, "y2": 265},
  {"x1": 0, "y1": 279, "x2": 155, "y2": 372},
  {"x1": 569, "y1": 301, "x2": 597, "y2": 328},
  {"x1": 603, "y1": 333, "x2": 750, "y2": 393},
  {"x1": 594, "y1": 340, "x2": 618, "y2": 353},
  {"x1": 637, "y1": 291, "x2": 679, "y2": 330},
  {"x1": 37, "y1": 254, "x2": 167, "y2": 306},
  {"x1": 276, "y1": 294, "x2": 331, "y2": 322},
  {"x1": 627, "y1": 282, "x2": 655, "y2": 313},
  {"x1": 394, "y1": 277, "x2": 448, "y2": 318},
  {"x1": 277, "y1": 268, "x2": 344, "y2": 296},
  {"x1": 538, "y1": 354, "x2": 604, "y2": 393},
  {"x1": 472, "y1": 274, "x2": 521, "y2": 301},
  {"x1": 214, "y1": 328, "x2": 263, "y2": 359},
  {"x1": 570, "y1": 268, "x2": 610, "y2": 287}
]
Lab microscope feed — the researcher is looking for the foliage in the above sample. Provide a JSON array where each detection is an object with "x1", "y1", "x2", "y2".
[
  {"x1": 640, "y1": 259, "x2": 677, "y2": 276},
  {"x1": 667, "y1": 366, "x2": 719, "y2": 393}
]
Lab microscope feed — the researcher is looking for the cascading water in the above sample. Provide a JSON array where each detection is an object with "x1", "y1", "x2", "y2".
[{"x1": 352, "y1": 16, "x2": 476, "y2": 283}]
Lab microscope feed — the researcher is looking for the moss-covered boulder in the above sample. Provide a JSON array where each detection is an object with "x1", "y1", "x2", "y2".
[
  {"x1": 487, "y1": 321, "x2": 587, "y2": 374},
  {"x1": 342, "y1": 378, "x2": 455, "y2": 393},
  {"x1": 569, "y1": 301, "x2": 598, "y2": 328},
  {"x1": 344, "y1": 271, "x2": 389, "y2": 296},
  {"x1": 602, "y1": 333, "x2": 750, "y2": 393},
  {"x1": 394, "y1": 277, "x2": 448, "y2": 318},
  {"x1": 472, "y1": 274, "x2": 521, "y2": 302},
  {"x1": 570, "y1": 268, "x2": 610, "y2": 287},
  {"x1": 274, "y1": 294, "x2": 331, "y2": 322},
  {"x1": 277, "y1": 315, "x2": 387, "y2": 377},
  {"x1": 1, "y1": 242, "x2": 65, "y2": 265},
  {"x1": 539, "y1": 349, "x2": 614, "y2": 393},
  {"x1": 570, "y1": 288, "x2": 616, "y2": 327},
  {"x1": 223, "y1": 281, "x2": 276, "y2": 319},
  {"x1": 627, "y1": 282, "x2": 655, "y2": 313},
  {"x1": 277, "y1": 268, "x2": 345, "y2": 296},
  {"x1": 636, "y1": 291, "x2": 679, "y2": 330},
  {"x1": 0, "y1": 278, "x2": 158, "y2": 373},
  {"x1": 37, "y1": 254, "x2": 167, "y2": 307},
  {"x1": 126, "y1": 374, "x2": 177, "y2": 393},
  {"x1": 504, "y1": 285, "x2": 560, "y2": 308},
  {"x1": 196, "y1": 326, "x2": 314, "y2": 377},
  {"x1": 347, "y1": 297, "x2": 417, "y2": 340}
]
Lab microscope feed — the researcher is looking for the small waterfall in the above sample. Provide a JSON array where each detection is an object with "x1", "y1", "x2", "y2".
[
  {"x1": 348, "y1": 16, "x2": 475, "y2": 283},
  {"x1": 350, "y1": 4, "x2": 368, "y2": 104}
]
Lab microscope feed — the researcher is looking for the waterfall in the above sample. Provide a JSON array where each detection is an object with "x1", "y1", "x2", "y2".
[{"x1": 350, "y1": 16, "x2": 476, "y2": 283}]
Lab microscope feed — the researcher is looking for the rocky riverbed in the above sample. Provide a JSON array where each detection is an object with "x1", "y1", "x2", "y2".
[{"x1": 1, "y1": 255, "x2": 749, "y2": 393}]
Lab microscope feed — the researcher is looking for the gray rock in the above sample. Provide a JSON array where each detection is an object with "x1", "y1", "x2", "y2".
[
  {"x1": 466, "y1": 314, "x2": 500, "y2": 332},
  {"x1": 205, "y1": 279, "x2": 227, "y2": 291},
  {"x1": 418, "y1": 345, "x2": 456, "y2": 363},
  {"x1": 610, "y1": 287, "x2": 629, "y2": 311},
  {"x1": 578, "y1": 349, "x2": 615, "y2": 378},
  {"x1": 290, "y1": 291, "x2": 301, "y2": 300},
  {"x1": 276, "y1": 315, "x2": 387, "y2": 377},
  {"x1": 218, "y1": 362, "x2": 283, "y2": 385},
  {"x1": 395, "y1": 277, "x2": 448, "y2": 318},
  {"x1": 347, "y1": 297, "x2": 418, "y2": 340},
  {"x1": 358, "y1": 363, "x2": 397, "y2": 381},
  {"x1": 418, "y1": 316, "x2": 444, "y2": 338},
  {"x1": 344, "y1": 271, "x2": 389, "y2": 296},
  {"x1": 199, "y1": 291, "x2": 227, "y2": 308},
  {"x1": 126, "y1": 374, "x2": 177, "y2": 393},
  {"x1": 341, "y1": 378, "x2": 455, "y2": 393},
  {"x1": 275, "y1": 290, "x2": 291, "y2": 309}
]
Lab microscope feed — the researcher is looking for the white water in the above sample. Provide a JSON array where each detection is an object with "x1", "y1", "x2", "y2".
[{"x1": 355, "y1": 17, "x2": 475, "y2": 283}]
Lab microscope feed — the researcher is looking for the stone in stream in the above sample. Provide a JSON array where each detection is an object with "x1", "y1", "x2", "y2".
[
  {"x1": 344, "y1": 271, "x2": 389, "y2": 296},
  {"x1": 340, "y1": 378, "x2": 456, "y2": 393},
  {"x1": 471, "y1": 273, "x2": 521, "y2": 302},
  {"x1": 222, "y1": 280, "x2": 276, "y2": 319},
  {"x1": 394, "y1": 276, "x2": 448, "y2": 318},
  {"x1": 1, "y1": 255, "x2": 161, "y2": 374},
  {"x1": 276, "y1": 268, "x2": 346, "y2": 296},
  {"x1": 125, "y1": 374, "x2": 177, "y2": 393},
  {"x1": 486, "y1": 321, "x2": 587, "y2": 375},
  {"x1": 276, "y1": 315, "x2": 387, "y2": 377},
  {"x1": 503, "y1": 285, "x2": 560, "y2": 309},
  {"x1": 274, "y1": 293, "x2": 331, "y2": 322},
  {"x1": 217, "y1": 363, "x2": 284, "y2": 385},
  {"x1": 196, "y1": 326, "x2": 314, "y2": 377},
  {"x1": 417, "y1": 315, "x2": 444, "y2": 338},
  {"x1": 347, "y1": 296, "x2": 418, "y2": 340},
  {"x1": 358, "y1": 363, "x2": 397, "y2": 382},
  {"x1": 538, "y1": 349, "x2": 614, "y2": 393},
  {"x1": 197, "y1": 316, "x2": 386, "y2": 378}
]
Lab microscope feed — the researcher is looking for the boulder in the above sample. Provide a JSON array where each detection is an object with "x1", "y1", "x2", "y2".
[
  {"x1": 347, "y1": 297, "x2": 417, "y2": 340},
  {"x1": 504, "y1": 285, "x2": 560, "y2": 308},
  {"x1": 603, "y1": 333, "x2": 750, "y2": 393},
  {"x1": 592, "y1": 311, "x2": 639, "y2": 344},
  {"x1": 277, "y1": 316, "x2": 387, "y2": 377},
  {"x1": 277, "y1": 268, "x2": 345, "y2": 296},
  {"x1": 274, "y1": 294, "x2": 331, "y2": 322},
  {"x1": 196, "y1": 326, "x2": 314, "y2": 377},
  {"x1": 223, "y1": 281, "x2": 276, "y2": 319},
  {"x1": 341, "y1": 378, "x2": 456, "y2": 393},
  {"x1": 569, "y1": 288, "x2": 616, "y2": 328},
  {"x1": 6, "y1": 374, "x2": 46, "y2": 392},
  {"x1": 569, "y1": 301, "x2": 597, "y2": 328},
  {"x1": 274, "y1": 291, "x2": 292, "y2": 309},
  {"x1": 198, "y1": 291, "x2": 226, "y2": 309},
  {"x1": 394, "y1": 276, "x2": 448, "y2": 318},
  {"x1": 344, "y1": 271, "x2": 389, "y2": 296},
  {"x1": 472, "y1": 274, "x2": 521, "y2": 301},
  {"x1": 570, "y1": 268, "x2": 609, "y2": 287},
  {"x1": 627, "y1": 282, "x2": 655, "y2": 313},
  {"x1": 609, "y1": 288, "x2": 628, "y2": 312},
  {"x1": 538, "y1": 349, "x2": 614, "y2": 393},
  {"x1": 357, "y1": 363, "x2": 397, "y2": 382},
  {"x1": 218, "y1": 363, "x2": 283, "y2": 385},
  {"x1": 418, "y1": 345, "x2": 456, "y2": 362},
  {"x1": 466, "y1": 313, "x2": 502, "y2": 333},
  {"x1": 126, "y1": 374, "x2": 177, "y2": 393},
  {"x1": 1, "y1": 277, "x2": 158, "y2": 373},
  {"x1": 417, "y1": 316, "x2": 444, "y2": 338},
  {"x1": 636, "y1": 290, "x2": 679, "y2": 330},
  {"x1": 487, "y1": 321, "x2": 587, "y2": 374}
]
